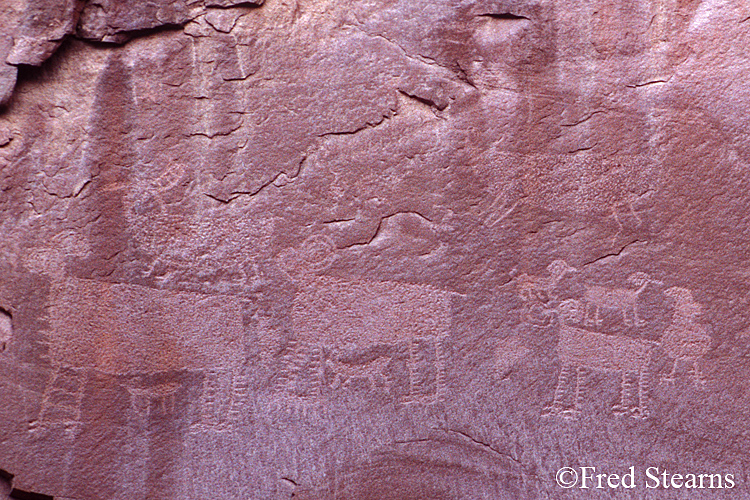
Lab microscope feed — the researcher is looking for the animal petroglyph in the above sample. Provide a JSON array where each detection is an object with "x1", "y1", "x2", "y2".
[
  {"x1": 128, "y1": 382, "x2": 182, "y2": 417},
  {"x1": 514, "y1": 260, "x2": 576, "y2": 326},
  {"x1": 277, "y1": 235, "x2": 452, "y2": 404},
  {"x1": 191, "y1": 369, "x2": 250, "y2": 433},
  {"x1": 583, "y1": 272, "x2": 662, "y2": 327},
  {"x1": 661, "y1": 287, "x2": 711, "y2": 387},
  {"x1": 479, "y1": 153, "x2": 656, "y2": 240},
  {"x1": 46, "y1": 278, "x2": 244, "y2": 375},
  {"x1": 542, "y1": 300, "x2": 657, "y2": 419},
  {"x1": 29, "y1": 366, "x2": 87, "y2": 435},
  {"x1": 329, "y1": 356, "x2": 391, "y2": 391}
]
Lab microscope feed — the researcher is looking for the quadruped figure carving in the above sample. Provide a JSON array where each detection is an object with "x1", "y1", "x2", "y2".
[
  {"x1": 190, "y1": 369, "x2": 249, "y2": 433},
  {"x1": 276, "y1": 235, "x2": 452, "y2": 405},
  {"x1": 583, "y1": 272, "x2": 663, "y2": 327},
  {"x1": 128, "y1": 381, "x2": 182, "y2": 418},
  {"x1": 514, "y1": 261, "x2": 714, "y2": 419},
  {"x1": 29, "y1": 365, "x2": 87, "y2": 436},
  {"x1": 542, "y1": 299, "x2": 657, "y2": 419},
  {"x1": 660, "y1": 287, "x2": 711, "y2": 387}
]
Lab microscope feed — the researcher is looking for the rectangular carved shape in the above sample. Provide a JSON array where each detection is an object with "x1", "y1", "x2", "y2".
[{"x1": 47, "y1": 278, "x2": 244, "y2": 374}]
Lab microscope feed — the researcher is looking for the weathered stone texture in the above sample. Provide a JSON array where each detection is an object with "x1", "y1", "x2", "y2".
[{"x1": 1, "y1": 0, "x2": 750, "y2": 499}]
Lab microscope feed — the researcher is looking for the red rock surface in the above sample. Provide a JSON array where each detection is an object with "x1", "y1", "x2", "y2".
[{"x1": 1, "y1": 0, "x2": 750, "y2": 498}]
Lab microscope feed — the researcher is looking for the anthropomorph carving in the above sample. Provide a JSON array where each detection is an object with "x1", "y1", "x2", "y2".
[
  {"x1": 660, "y1": 287, "x2": 711, "y2": 387},
  {"x1": 276, "y1": 235, "x2": 452, "y2": 404}
]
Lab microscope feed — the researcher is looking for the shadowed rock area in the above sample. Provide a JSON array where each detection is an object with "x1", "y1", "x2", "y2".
[{"x1": 1, "y1": 0, "x2": 750, "y2": 498}]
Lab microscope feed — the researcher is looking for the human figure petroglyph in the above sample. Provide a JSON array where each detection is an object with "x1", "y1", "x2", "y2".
[
  {"x1": 583, "y1": 272, "x2": 662, "y2": 327},
  {"x1": 542, "y1": 299, "x2": 657, "y2": 419},
  {"x1": 660, "y1": 287, "x2": 711, "y2": 388},
  {"x1": 276, "y1": 235, "x2": 452, "y2": 404}
]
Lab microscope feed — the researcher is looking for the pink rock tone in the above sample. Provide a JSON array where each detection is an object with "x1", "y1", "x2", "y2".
[{"x1": 1, "y1": 0, "x2": 750, "y2": 498}]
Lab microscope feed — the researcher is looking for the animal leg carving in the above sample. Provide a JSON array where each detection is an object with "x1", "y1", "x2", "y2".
[{"x1": 543, "y1": 364, "x2": 573, "y2": 417}]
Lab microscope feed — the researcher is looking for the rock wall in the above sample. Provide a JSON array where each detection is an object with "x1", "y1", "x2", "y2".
[{"x1": 1, "y1": 0, "x2": 750, "y2": 498}]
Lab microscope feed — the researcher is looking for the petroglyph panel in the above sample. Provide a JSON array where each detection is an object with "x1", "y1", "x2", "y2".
[
  {"x1": 512, "y1": 259, "x2": 715, "y2": 420},
  {"x1": 1, "y1": 0, "x2": 749, "y2": 498},
  {"x1": 276, "y1": 236, "x2": 452, "y2": 404},
  {"x1": 46, "y1": 278, "x2": 244, "y2": 374}
]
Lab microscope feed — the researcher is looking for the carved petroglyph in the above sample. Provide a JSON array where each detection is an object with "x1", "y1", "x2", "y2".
[
  {"x1": 29, "y1": 366, "x2": 87, "y2": 435},
  {"x1": 546, "y1": 320, "x2": 656, "y2": 419},
  {"x1": 0, "y1": 309, "x2": 11, "y2": 353},
  {"x1": 661, "y1": 287, "x2": 711, "y2": 388},
  {"x1": 329, "y1": 356, "x2": 390, "y2": 391},
  {"x1": 190, "y1": 369, "x2": 249, "y2": 433},
  {"x1": 124, "y1": 165, "x2": 273, "y2": 296},
  {"x1": 46, "y1": 278, "x2": 244, "y2": 374},
  {"x1": 277, "y1": 236, "x2": 452, "y2": 404},
  {"x1": 478, "y1": 154, "x2": 656, "y2": 239},
  {"x1": 583, "y1": 272, "x2": 663, "y2": 327},
  {"x1": 516, "y1": 262, "x2": 714, "y2": 419},
  {"x1": 514, "y1": 260, "x2": 576, "y2": 326},
  {"x1": 128, "y1": 381, "x2": 182, "y2": 418},
  {"x1": 517, "y1": 260, "x2": 576, "y2": 303}
]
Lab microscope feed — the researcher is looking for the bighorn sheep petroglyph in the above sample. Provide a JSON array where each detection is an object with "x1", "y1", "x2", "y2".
[
  {"x1": 583, "y1": 272, "x2": 662, "y2": 327},
  {"x1": 661, "y1": 287, "x2": 711, "y2": 387}
]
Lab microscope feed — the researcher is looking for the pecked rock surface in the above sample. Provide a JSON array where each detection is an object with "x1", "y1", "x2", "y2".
[{"x1": 1, "y1": 0, "x2": 750, "y2": 498}]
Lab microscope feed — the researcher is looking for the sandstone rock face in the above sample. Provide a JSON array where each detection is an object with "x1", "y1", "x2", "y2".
[{"x1": 1, "y1": 0, "x2": 750, "y2": 498}]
